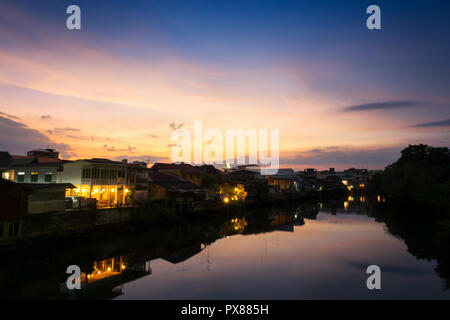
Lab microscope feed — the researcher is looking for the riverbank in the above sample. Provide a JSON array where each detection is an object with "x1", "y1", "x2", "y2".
[{"x1": 0, "y1": 193, "x2": 351, "y2": 251}]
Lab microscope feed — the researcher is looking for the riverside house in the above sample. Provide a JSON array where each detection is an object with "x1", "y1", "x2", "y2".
[
  {"x1": 150, "y1": 162, "x2": 203, "y2": 186},
  {"x1": 1, "y1": 149, "x2": 62, "y2": 184},
  {"x1": 58, "y1": 158, "x2": 131, "y2": 208}
]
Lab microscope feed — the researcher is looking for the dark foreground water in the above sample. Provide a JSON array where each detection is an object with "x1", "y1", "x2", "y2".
[{"x1": 1, "y1": 202, "x2": 449, "y2": 299}]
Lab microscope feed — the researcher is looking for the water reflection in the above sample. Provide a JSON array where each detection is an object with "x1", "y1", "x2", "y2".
[{"x1": 0, "y1": 200, "x2": 449, "y2": 299}]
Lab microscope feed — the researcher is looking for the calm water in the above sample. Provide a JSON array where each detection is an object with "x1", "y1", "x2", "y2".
[{"x1": 1, "y1": 203, "x2": 449, "y2": 299}]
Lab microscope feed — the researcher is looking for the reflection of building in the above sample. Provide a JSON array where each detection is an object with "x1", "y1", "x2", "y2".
[
  {"x1": 268, "y1": 213, "x2": 294, "y2": 232},
  {"x1": 60, "y1": 256, "x2": 152, "y2": 299},
  {"x1": 219, "y1": 217, "x2": 248, "y2": 236}
]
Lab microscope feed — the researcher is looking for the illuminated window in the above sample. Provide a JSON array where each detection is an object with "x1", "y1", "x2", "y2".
[
  {"x1": 17, "y1": 172, "x2": 25, "y2": 182},
  {"x1": 31, "y1": 172, "x2": 38, "y2": 182}
]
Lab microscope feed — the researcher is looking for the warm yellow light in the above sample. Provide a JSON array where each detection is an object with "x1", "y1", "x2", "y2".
[
  {"x1": 97, "y1": 270, "x2": 101, "y2": 274},
  {"x1": 101, "y1": 188, "x2": 105, "y2": 193},
  {"x1": 348, "y1": 196, "x2": 354, "y2": 201},
  {"x1": 94, "y1": 188, "x2": 99, "y2": 193},
  {"x1": 82, "y1": 188, "x2": 86, "y2": 193},
  {"x1": 344, "y1": 201, "x2": 349, "y2": 210},
  {"x1": 377, "y1": 195, "x2": 381, "y2": 203},
  {"x1": 87, "y1": 274, "x2": 91, "y2": 279},
  {"x1": 107, "y1": 267, "x2": 111, "y2": 272},
  {"x1": 234, "y1": 187, "x2": 238, "y2": 192},
  {"x1": 122, "y1": 265, "x2": 126, "y2": 270},
  {"x1": 342, "y1": 180, "x2": 348, "y2": 186},
  {"x1": 111, "y1": 189, "x2": 115, "y2": 192},
  {"x1": 224, "y1": 197, "x2": 230, "y2": 203},
  {"x1": 347, "y1": 186, "x2": 352, "y2": 191},
  {"x1": 125, "y1": 189, "x2": 129, "y2": 193}
]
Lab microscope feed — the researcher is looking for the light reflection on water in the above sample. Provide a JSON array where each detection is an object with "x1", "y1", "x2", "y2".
[{"x1": 115, "y1": 212, "x2": 449, "y2": 300}]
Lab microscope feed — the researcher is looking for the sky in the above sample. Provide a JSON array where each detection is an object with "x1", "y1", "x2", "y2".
[{"x1": 0, "y1": 0, "x2": 449, "y2": 170}]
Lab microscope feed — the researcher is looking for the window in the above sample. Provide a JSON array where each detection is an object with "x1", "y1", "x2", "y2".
[
  {"x1": 31, "y1": 172, "x2": 38, "y2": 182},
  {"x1": 17, "y1": 172, "x2": 25, "y2": 182},
  {"x1": 45, "y1": 172, "x2": 52, "y2": 182},
  {"x1": 1, "y1": 170, "x2": 14, "y2": 181},
  {"x1": 91, "y1": 168, "x2": 99, "y2": 179},
  {"x1": 8, "y1": 221, "x2": 20, "y2": 237}
]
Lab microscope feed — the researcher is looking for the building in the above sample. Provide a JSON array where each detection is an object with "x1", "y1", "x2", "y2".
[
  {"x1": 25, "y1": 183, "x2": 76, "y2": 214},
  {"x1": 264, "y1": 168, "x2": 301, "y2": 192},
  {"x1": 316, "y1": 168, "x2": 336, "y2": 180},
  {"x1": 343, "y1": 168, "x2": 369, "y2": 182},
  {"x1": 0, "y1": 179, "x2": 28, "y2": 241},
  {"x1": 150, "y1": 162, "x2": 203, "y2": 186},
  {"x1": 27, "y1": 148, "x2": 60, "y2": 159},
  {"x1": 222, "y1": 169, "x2": 265, "y2": 200},
  {"x1": 1, "y1": 149, "x2": 62, "y2": 184},
  {"x1": 58, "y1": 158, "x2": 129, "y2": 207},
  {"x1": 303, "y1": 168, "x2": 318, "y2": 178},
  {"x1": 122, "y1": 160, "x2": 151, "y2": 202},
  {"x1": 0, "y1": 151, "x2": 12, "y2": 174},
  {"x1": 149, "y1": 171, "x2": 205, "y2": 201}
]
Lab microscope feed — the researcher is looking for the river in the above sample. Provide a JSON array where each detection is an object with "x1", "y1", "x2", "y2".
[{"x1": 1, "y1": 201, "x2": 449, "y2": 299}]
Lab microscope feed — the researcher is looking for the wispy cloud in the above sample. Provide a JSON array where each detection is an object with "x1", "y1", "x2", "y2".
[
  {"x1": 343, "y1": 101, "x2": 419, "y2": 112},
  {"x1": 0, "y1": 110, "x2": 20, "y2": 120},
  {"x1": 411, "y1": 118, "x2": 450, "y2": 128}
]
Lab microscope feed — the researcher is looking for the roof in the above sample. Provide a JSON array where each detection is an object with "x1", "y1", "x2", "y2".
[
  {"x1": 67, "y1": 158, "x2": 123, "y2": 165},
  {"x1": 151, "y1": 162, "x2": 203, "y2": 174},
  {"x1": 20, "y1": 183, "x2": 76, "y2": 191},
  {"x1": 28, "y1": 148, "x2": 56, "y2": 153},
  {"x1": 9, "y1": 156, "x2": 61, "y2": 167},
  {"x1": 0, "y1": 179, "x2": 75, "y2": 191},
  {"x1": 197, "y1": 164, "x2": 222, "y2": 175},
  {"x1": 151, "y1": 172, "x2": 204, "y2": 192}
]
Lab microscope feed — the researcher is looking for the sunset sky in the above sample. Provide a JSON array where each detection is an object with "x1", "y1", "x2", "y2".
[{"x1": 1, "y1": 0, "x2": 449, "y2": 170}]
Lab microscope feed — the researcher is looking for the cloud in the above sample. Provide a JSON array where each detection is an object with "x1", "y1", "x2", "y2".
[
  {"x1": 343, "y1": 101, "x2": 419, "y2": 112},
  {"x1": 411, "y1": 118, "x2": 450, "y2": 128},
  {"x1": 169, "y1": 122, "x2": 185, "y2": 130},
  {"x1": 0, "y1": 110, "x2": 20, "y2": 120},
  {"x1": 148, "y1": 134, "x2": 160, "y2": 139},
  {"x1": 40, "y1": 114, "x2": 52, "y2": 120},
  {"x1": 112, "y1": 154, "x2": 169, "y2": 163},
  {"x1": 102, "y1": 144, "x2": 136, "y2": 153},
  {"x1": 283, "y1": 146, "x2": 401, "y2": 169},
  {"x1": 54, "y1": 127, "x2": 81, "y2": 132},
  {"x1": 0, "y1": 115, "x2": 75, "y2": 157}
]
